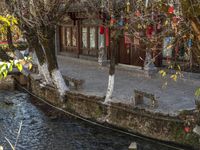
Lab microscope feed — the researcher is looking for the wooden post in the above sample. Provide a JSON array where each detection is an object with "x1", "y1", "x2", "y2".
[{"x1": 77, "y1": 20, "x2": 81, "y2": 57}]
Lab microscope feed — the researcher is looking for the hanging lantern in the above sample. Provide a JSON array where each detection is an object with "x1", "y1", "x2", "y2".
[
  {"x1": 124, "y1": 32, "x2": 132, "y2": 44},
  {"x1": 145, "y1": 0, "x2": 149, "y2": 8},
  {"x1": 125, "y1": 23, "x2": 129, "y2": 30},
  {"x1": 100, "y1": 0, "x2": 105, "y2": 8},
  {"x1": 172, "y1": 16, "x2": 178, "y2": 23},
  {"x1": 188, "y1": 39, "x2": 192, "y2": 48},
  {"x1": 118, "y1": 16, "x2": 124, "y2": 27},
  {"x1": 106, "y1": 27, "x2": 109, "y2": 47},
  {"x1": 100, "y1": 25, "x2": 105, "y2": 35},
  {"x1": 134, "y1": 32, "x2": 140, "y2": 45},
  {"x1": 135, "y1": 10, "x2": 141, "y2": 17},
  {"x1": 168, "y1": 5, "x2": 174, "y2": 14},
  {"x1": 126, "y1": 1, "x2": 130, "y2": 13},
  {"x1": 184, "y1": 127, "x2": 190, "y2": 133},
  {"x1": 157, "y1": 22, "x2": 161, "y2": 30},
  {"x1": 110, "y1": 15, "x2": 116, "y2": 26},
  {"x1": 146, "y1": 25, "x2": 154, "y2": 38}
]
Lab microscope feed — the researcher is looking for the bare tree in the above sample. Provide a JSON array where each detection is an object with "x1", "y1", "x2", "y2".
[
  {"x1": 5, "y1": 0, "x2": 199, "y2": 102},
  {"x1": 5, "y1": 0, "x2": 74, "y2": 99},
  {"x1": 84, "y1": 0, "x2": 200, "y2": 102}
]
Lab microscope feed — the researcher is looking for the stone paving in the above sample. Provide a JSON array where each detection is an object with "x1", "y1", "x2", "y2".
[{"x1": 57, "y1": 55, "x2": 200, "y2": 116}]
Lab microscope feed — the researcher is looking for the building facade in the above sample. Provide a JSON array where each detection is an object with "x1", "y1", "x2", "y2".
[{"x1": 57, "y1": 1, "x2": 199, "y2": 71}]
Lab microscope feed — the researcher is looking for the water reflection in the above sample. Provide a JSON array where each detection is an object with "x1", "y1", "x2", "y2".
[{"x1": 0, "y1": 91, "x2": 192, "y2": 150}]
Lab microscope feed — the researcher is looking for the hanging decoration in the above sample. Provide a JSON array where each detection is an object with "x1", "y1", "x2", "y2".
[
  {"x1": 100, "y1": 25, "x2": 105, "y2": 35},
  {"x1": 146, "y1": 25, "x2": 154, "y2": 38},
  {"x1": 124, "y1": 32, "x2": 132, "y2": 44},
  {"x1": 126, "y1": 0, "x2": 130, "y2": 13},
  {"x1": 110, "y1": 14, "x2": 116, "y2": 26},
  {"x1": 163, "y1": 37, "x2": 174, "y2": 64},
  {"x1": 134, "y1": 32, "x2": 140, "y2": 45},
  {"x1": 188, "y1": 39, "x2": 192, "y2": 48},
  {"x1": 106, "y1": 27, "x2": 110, "y2": 47},
  {"x1": 168, "y1": 5, "x2": 174, "y2": 14},
  {"x1": 174, "y1": 44, "x2": 179, "y2": 60},
  {"x1": 118, "y1": 15, "x2": 125, "y2": 27},
  {"x1": 100, "y1": 0, "x2": 105, "y2": 9},
  {"x1": 125, "y1": 23, "x2": 129, "y2": 30},
  {"x1": 157, "y1": 21, "x2": 161, "y2": 30},
  {"x1": 145, "y1": 0, "x2": 149, "y2": 8},
  {"x1": 135, "y1": 10, "x2": 141, "y2": 17},
  {"x1": 171, "y1": 16, "x2": 179, "y2": 34}
]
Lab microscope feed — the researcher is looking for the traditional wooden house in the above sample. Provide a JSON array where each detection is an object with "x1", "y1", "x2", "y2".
[
  {"x1": 57, "y1": 0, "x2": 199, "y2": 71},
  {"x1": 57, "y1": 1, "x2": 149, "y2": 68}
]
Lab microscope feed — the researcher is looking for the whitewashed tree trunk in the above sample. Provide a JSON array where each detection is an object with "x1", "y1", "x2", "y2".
[
  {"x1": 33, "y1": 50, "x2": 69, "y2": 97},
  {"x1": 38, "y1": 63, "x2": 52, "y2": 84},
  {"x1": 51, "y1": 69, "x2": 69, "y2": 98},
  {"x1": 104, "y1": 35, "x2": 117, "y2": 103},
  {"x1": 32, "y1": 51, "x2": 52, "y2": 84},
  {"x1": 105, "y1": 75, "x2": 115, "y2": 103}
]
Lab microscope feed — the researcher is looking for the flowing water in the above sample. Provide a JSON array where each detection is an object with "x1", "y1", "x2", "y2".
[{"x1": 0, "y1": 90, "x2": 191, "y2": 150}]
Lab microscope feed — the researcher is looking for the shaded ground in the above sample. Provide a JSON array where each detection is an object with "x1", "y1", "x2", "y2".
[{"x1": 57, "y1": 55, "x2": 199, "y2": 116}]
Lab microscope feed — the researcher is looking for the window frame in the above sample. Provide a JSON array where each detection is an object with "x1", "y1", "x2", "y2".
[
  {"x1": 62, "y1": 25, "x2": 78, "y2": 48},
  {"x1": 81, "y1": 26, "x2": 99, "y2": 50}
]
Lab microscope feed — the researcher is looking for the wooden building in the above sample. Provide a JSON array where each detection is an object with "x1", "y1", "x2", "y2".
[
  {"x1": 57, "y1": 1, "x2": 149, "y2": 68},
  {"x1": 57, "y1": 1, "x2": 197, "y2": 71}
]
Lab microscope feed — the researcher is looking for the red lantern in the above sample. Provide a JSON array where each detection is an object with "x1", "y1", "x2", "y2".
[
  {"x1": 135, "y1": 10, "x2": 141, "y2": 17},
  {"x1": 168, "y1": 6, "x2": 174, "y2": 14},
  {"x1": 172, "y1": 16, "x2": 178, "y2": 23},
  {"x1": 106, "y1": 27, "x2": 109, "y2": 47},
  {"x1": 146, "y1": 25, "x2": 154, "y2": 38},
  {"x1": 110, "y1": 15, "x2": 116, "y2": 26},
  {"x1": 184, "y1": 127, "x2": 190, "y2": 133},
  {"x1": 99, "y1": 25, "x2": 105, "y2": 34}
]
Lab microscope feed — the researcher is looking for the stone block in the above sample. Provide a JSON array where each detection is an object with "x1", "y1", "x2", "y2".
[
  {"x1": 193, "y1": 125, "x2": 200, "y2": 136},
  {"x1": 20, "y1": 75, "x2": 27, "y2": 85},
  {"x1": 63, "y1": 75, "x2": 84, "y2": 90},
  {"x1": 195, "y1": 98, "x2": 200, "y2": 111},
  {"x1": 134, "y1": 90, "x2": 158, "y2": 108},
  {"x1": 128, "y1": 142, "x2": 137, "y2": 150},
  {"x1": 134, "y1": 92, "x2": 144, "y2": 105},
  {"x1": 0, "y1": 76, "x2": 14, "y2": 90}
]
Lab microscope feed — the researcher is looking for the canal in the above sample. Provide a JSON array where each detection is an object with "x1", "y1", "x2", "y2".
[{"x1": 0, "y1": 90, "x2": 191, "y2": 150}]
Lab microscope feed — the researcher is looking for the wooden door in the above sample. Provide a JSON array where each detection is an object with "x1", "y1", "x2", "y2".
[
  {"x1": 131, "y1": 45, "x2": 146, "y2": 67},
  {"x1": 119, "y1": 37, "x2": 131, "y2": 65}
]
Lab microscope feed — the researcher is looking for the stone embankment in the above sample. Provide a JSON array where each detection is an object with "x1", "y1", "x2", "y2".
[{"x1": 7, "y1": 73, "x2": 199, "y2": 150}]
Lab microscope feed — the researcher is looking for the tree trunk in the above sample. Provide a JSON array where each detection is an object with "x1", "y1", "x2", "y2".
[
  {"x1": 0, "y1": 48, "x2": 13, "y2": 61},
  {"x1": 7, "y1": 26, "x2": 14, "y2": 50},
  {"x1": 39, "y1": 26, "x2": 69, "y2": 98},
  {"x1": 105, "y1": 37, "x2": 117, "y2": 102}
]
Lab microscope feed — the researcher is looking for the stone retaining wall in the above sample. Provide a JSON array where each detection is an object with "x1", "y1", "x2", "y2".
[
  {"x1": 17, "y1": 75, "x2": 200, "y2": 149},
  {"x1": 0, "y1": 76, "x2": 15, "y2": 90}
]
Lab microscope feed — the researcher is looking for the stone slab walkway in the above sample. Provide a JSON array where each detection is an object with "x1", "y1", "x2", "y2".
[{"x1": 57, "y1": 55, "x2": 199, "y2": 116}]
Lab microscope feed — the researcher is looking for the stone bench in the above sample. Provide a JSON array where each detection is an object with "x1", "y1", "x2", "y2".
[
  {"x1": 134, "y1": 90, "x2": 158, "y2": 108},
  {"x1": 63, "y1": 75, "x2": 84, "y2": 90}
]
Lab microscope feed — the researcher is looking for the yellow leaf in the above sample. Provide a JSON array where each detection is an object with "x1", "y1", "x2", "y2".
[
  {"x1": 0, "y1": 145, "x2": 3, "y2": 150},
  {"x1": 170, "y1": 74, "x2": 177, "y2": 81},
  {"x1": 164, "y1": 20, "x2": 168, "y2": 26},
  {"x1": 28, "y1": 63, "x2": 32, "y2": 70},
  {"x1": 177, "y1": 65, "x2": 181, "y2": 71},
  {"x1": 166, "y1": 44, "x2": 173, "y2": 49},
  {"x1": 159, "y1": 70, "x2": 166, "y2": 77},
  {"x1": 16, "y1": 63, "x2": 23, "y2": 72},
  {"x1": 195, "y1": 88, "x2": 200, "y2": 97}
]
